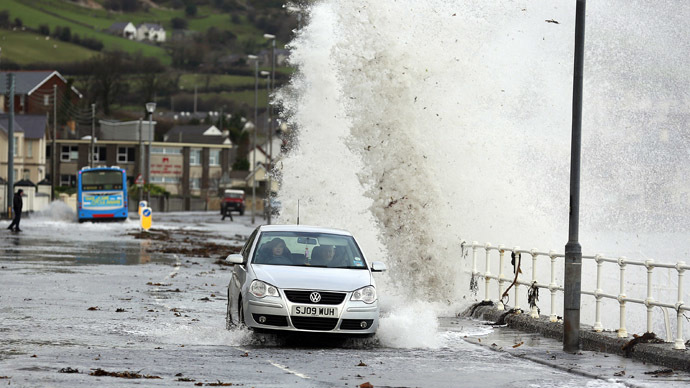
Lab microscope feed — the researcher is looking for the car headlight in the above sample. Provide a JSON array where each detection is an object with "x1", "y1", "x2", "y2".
[
  {"x1": 249, "y1": 280, "x2": 279, "y2": 298},
  {"x1": 350, "y1": 286, "x2": 376, "y2": 304}
]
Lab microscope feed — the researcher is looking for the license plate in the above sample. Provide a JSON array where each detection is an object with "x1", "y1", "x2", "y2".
[{"x1": 292, "y1": 305, "x2": 338, "y2": 318}]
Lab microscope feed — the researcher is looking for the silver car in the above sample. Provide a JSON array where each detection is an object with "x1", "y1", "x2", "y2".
[{"x1": 225, "y1": 225, "x2": 386, "y2": 336}]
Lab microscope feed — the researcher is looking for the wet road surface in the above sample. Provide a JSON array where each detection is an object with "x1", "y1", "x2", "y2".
[{"x1": 1, "y1": 211, "x2": 688, "y2": 387}]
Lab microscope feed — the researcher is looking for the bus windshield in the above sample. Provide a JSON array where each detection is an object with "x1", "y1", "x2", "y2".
[{"x1": 81, "y1": 170, "x2": 124, "y2": 191}]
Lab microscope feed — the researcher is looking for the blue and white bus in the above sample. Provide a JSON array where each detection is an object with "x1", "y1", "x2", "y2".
[{"x1": 77, "y1": 166, "x2": 128, "y2": 222}]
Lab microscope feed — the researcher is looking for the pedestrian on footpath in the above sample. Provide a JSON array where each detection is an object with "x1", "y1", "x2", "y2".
[{"x1": 7, "y1": 189, "x2": 23, "y2": 232}]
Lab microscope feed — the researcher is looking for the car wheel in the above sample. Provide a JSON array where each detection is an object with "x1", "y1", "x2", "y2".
[
  {"x1": 225, "y1": 290, "x2": 234, "y2": 330},
  {"x1": 240, "y1": 209, "x2": 244, "y2": 216},
  {"x1": 238, "y1": 299, "x2": 246, "y2": 328}
]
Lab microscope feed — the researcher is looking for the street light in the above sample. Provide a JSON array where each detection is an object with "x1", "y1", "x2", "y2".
[
  {"x1": 248, "y1": 54, "x2": 259, "y2": 224},
  {"x1": 260, "y1": 70, "x2": 271, "y2": 222},
  {"x1": 263, "y1": 33, "x2": 276, "y2": 225},
  {"x1": 145, "y1": 102, "x2": 156, "y2": 202}
]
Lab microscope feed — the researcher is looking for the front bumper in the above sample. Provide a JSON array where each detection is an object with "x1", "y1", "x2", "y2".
[{"x1": 243, "y1": 289, "x2": 379, "y2": 335}]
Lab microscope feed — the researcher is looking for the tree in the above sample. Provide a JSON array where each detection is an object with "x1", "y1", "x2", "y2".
[
  {"x1": 185, "y1": 3, "x2": 197, "y2": 17},
  {"x1": 171, "y1": 17, "x2": 188, "y2": 29},
  {"x1": 85, "y1": 51, "x2": 126, "y2": 115},
  {"x1": 0, "y1": 11, "x2": 9, "y2": 29}
]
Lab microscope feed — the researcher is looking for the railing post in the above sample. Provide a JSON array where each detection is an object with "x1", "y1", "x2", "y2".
[
  {"x1": 674, "y1": 261, "x2": 686, "y2": 350},
  {"x1": 484, "y1": 243, "x2": 491, "y2": 303},
  {"x1": 645, "y1": 259, "x2": 654, "y2": 334},
  {"x1": 471, "y1": 241, "x2": 478, "y2": 276},
  {"x1": 513, "y1": 246, "x2": 521, "y2": 312},
  {"x1": 593, "y1": 254, "x2": 603, "y2": 332},
  {"x1": 498, "y1": 245, "x2": 506, "y2": 311},
  {"x1": 530, "y1": 249, "x2": 539, "y2": 318},
  {"x1": 549, "y1": 250, "x2": 557, "y2": 322},
  {"x1": 617, "y1": 257, "x2": 628, "y2": 338}
]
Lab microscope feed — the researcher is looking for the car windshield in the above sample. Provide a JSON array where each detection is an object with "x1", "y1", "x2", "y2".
[
  {"x1": 224, "y1": 192, "x2": 243, "y2": 199},
  {"x1": 252, "y1": 231, "x2": 367, "y2": 269}
]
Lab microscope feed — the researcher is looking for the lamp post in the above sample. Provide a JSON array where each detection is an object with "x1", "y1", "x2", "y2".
[
  {"x1": 260, "y1": 70, "x2": 271, "y2": 222},
  {"x1": 564, "y1": 0, "x2": 587, "y2": 353},
  {"x1": 90, "y1": 103, "x2": 95, "y2": 168},
  {"x1": 263, "y1": 33, "x2": 276, "y2": 225},
  {"x1": 145, "y1": 102, "x2": 156, "y2": 202},
  {"x1": 248, "y1": 54, "x2": 259, "y2": 224}
]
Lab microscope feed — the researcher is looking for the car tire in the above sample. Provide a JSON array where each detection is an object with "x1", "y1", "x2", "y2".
[
  {"x1": 225, "y1": 290, "x2": 234, "y2": 330},
  {"x1": 238, "y1": 299, "x2": 246, "y2": 328},
  {"x1": 240, "y1": 209, "x2": 245, "y2": 216}
]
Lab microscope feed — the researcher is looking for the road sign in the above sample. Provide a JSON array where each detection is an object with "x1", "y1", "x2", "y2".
[
  {"x1": 135, "y1": 174, "x2": 144, "y2": 185},
  {"x1": 138, "y1": 201, "x2": 148, "y2": 216},
  {"x1": 141, "y1": 207, "x2": 152, "y2": 231}
]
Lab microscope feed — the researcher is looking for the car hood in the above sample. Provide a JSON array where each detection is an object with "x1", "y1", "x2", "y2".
[{"x1": 251, "y1": 265, "x2": 372, "y2": 292}]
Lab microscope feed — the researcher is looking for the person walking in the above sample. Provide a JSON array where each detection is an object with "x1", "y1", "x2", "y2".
[{"x1": 7, "y1": 189, "x2": 23, "y2": 232}]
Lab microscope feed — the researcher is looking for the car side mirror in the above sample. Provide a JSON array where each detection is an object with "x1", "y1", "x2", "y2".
[
  {"x1": 225, "y1": 254, "x2": 243, "y2": 265},
  {"x1": 371, "y1": 261, "x2": 387, "y2": 272}
]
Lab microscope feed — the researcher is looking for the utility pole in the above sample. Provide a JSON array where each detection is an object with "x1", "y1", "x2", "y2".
[
  {"x1": 248, "y1": 55, "x2": 259, "y2": 224},
  {"x1": 6, "y1": 73, "x2": 14, "y2": 217},
  {"x1": 193, "y1": 85, "x2": 197, "y2": 115},
  {"x1": 564, "y1": 0, "x2": 587, "y2": 353},
  {"x1": 138, "y1": 118, "x2": 143, "y2": 204},
  {"x1": 52, "y1": 84, "x2": 57, "y2": 201},
  {"x1": 90, "y1": 103, "x2": 95, "y2": 167},
  {"x1": 263, "y1": 34, "x2": 276, "y2": 225}
]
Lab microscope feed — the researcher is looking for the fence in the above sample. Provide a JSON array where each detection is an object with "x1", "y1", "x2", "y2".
[{"x1": 464, "y1": 241, "x2": 689, "y2": 350}]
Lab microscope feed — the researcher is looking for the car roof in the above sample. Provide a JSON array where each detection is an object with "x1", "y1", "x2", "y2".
[{"x1": 258, "y1": 224, "x2": 353, "y2": 236}]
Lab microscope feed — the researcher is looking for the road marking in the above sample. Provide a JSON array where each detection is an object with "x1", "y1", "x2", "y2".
[{"x1": 269, "y1": 361, "x2": 310, "y2": 379}]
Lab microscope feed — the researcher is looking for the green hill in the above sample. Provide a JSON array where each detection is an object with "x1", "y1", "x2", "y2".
[{"x1": 0, "y1": 28, "x2": 98, "y2": 64}]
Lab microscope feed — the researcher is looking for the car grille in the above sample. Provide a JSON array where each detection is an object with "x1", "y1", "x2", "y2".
[
  {"x1": 284, "y1": 290, "x2": 346, "y2": 305},
  {"x1": 252, "y1": 314, "x2": 288, "y2": 327},
  {"x1": 340, "y1": 319, "x2": 374, "y2": 330},
  {"x1": 290, "y1": 317, "x2": 338, "y2": 331}
]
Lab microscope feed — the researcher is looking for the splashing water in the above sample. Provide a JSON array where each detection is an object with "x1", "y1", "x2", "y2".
[{"x1": 276, "y1": 0, "x2": 690, "y2": 339}]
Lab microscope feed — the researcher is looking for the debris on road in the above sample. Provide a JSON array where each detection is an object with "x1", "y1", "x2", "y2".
[{"x1": 89, "y1": 368, "x2": 161, "y2": 379}]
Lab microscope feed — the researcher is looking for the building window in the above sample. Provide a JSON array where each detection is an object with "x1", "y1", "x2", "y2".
[
  {"x1": 190, "y1": 148, "x2": 201, "y2": 166},
  {"x1": 152, "y1": 147, "x2": 182, "y2": 154},
  {"x1": 27, "y1": 142, "x2": 33, "y2": 158},
  {"x1": 93, "y1": 146, "x2": 107, "y2": 162},
  {"x1": 23, "y1": 169, "x2": 30, "y2": 180},
  {"x1": 13, "y1": 137, "x2": 19, "y2": 156},
  {"x1": 190, "y1": 177, "x2": 200, "y2": 189},
  {"x1": 151, "y1": 176, "x2": 179, "y2": 184},
  {"x1": 61, "y1": 146, "x2": 78, "y2": 161},
  {"x1": 118, "y1": 147, "x2": 135, "y2": 163},
  {"x1": 60, "y1": 174, "x2": 75, "y2": 187},
  {"x1": 209, "y1": 149, "x2": 220, "y2": 166},
  {"x1": 44, "y1": 94, "x2": 50, "y2": 106}
]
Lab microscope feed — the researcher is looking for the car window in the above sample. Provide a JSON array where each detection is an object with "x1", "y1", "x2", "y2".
[
  {"x1": 251, "y1": 231, "x2": 367, "y2": 269},
  {"x1": 241, "y1": 228, "x2": 259, "y2": 263}
]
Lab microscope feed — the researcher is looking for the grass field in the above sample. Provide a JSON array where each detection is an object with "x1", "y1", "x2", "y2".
[
  {"x1": 0, "y1": 29, "x2": 98, "y2": 64},
  {"x1": 179, "y1": 73, "x2": 256, "y2": 90},
  {"x1": 4, "y1": 0, "x2": 171, "y2": 64}
]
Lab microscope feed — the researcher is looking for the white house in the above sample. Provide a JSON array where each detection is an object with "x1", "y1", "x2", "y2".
[
  {"x1": 108, "y1": 22, "x2": 137, "y2": 40},
  {"x1": 136, "y1": 23, "x2": 166, "y2": 43}
]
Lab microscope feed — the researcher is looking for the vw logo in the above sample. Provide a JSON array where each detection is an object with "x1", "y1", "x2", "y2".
[{"x1": 309, "y1": 292, "x2": 322, "y2": 303}]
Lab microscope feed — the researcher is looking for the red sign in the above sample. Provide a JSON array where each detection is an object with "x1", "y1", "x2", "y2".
[{"x1": 135, "y1": 174, "x2": 144, "y2": 185}]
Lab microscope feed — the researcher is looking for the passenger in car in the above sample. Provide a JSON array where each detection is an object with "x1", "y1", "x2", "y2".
[
  {"x1": 311, "y1": 245, "x2": 343, "y2": 267},
  {"x1": 258, "y1": 238, "x2": 292, "y2": 265}
]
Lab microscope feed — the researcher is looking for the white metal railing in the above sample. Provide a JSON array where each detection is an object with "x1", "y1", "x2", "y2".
[{"x1": 464, "y1": 241, "x2": 689, "y2": 350}]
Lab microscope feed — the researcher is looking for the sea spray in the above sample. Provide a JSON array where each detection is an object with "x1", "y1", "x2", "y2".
[{"x1": 276, "y1": 0, "x2": 690, "y2": 337}]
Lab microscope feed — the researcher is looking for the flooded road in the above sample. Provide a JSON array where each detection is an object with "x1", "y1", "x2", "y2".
[{"x1": 1, "y1": 211, "x2": 687, "y2": 387}]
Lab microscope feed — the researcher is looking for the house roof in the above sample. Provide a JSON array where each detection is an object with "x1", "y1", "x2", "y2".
[
  {"x1": 15, "y1": 115, "x2": 47, "y2": 139},
  {"x1": 138, "y1": 23, "x2": 164, "y2": 31},
  {"x1": 108, "y1": 22, "x2": 133, "y2": 32},
  {"x1": 0, "y1": 115, "x2": 47, "y2": 139},
  {"x1": 167, "y1": 133, "x2": 231, "y2": 145},
  {"x1": 0, "y1": 70, "x2": 83, "y2": 98}
]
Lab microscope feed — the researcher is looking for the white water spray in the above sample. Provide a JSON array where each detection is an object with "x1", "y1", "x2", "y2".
[{"x1": 276, "y1": 0, "x2": 690, "y2": 339}]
